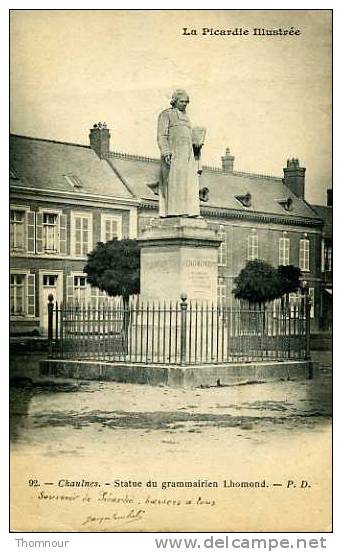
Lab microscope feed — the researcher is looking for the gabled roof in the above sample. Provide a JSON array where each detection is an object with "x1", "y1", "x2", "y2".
[
  {"x1": 10, "y1": 135, "x2": 134, "y2": 200},
  {"x1": 10, "y1": 134, "x2": 322, "y2": 224},
  {"x1": 108, "y1": 152, "x2": 321, "y2": 221}
]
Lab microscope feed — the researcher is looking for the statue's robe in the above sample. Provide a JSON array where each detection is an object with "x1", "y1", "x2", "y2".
[{"x1": 157, "y1": 108, "x2": 200, "y2": 217}]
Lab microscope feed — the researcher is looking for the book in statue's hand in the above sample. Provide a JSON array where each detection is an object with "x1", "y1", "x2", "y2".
[{"x1": 192, "y1": 126, "x2": 206, "y2": 147}]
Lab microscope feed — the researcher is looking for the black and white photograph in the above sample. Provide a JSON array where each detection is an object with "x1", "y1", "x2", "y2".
[{"x1": 9, "y1": 9, "x2": 332, "y2": 534}]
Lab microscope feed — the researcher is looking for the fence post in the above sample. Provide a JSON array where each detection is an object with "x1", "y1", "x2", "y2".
[
  {"x1": 47, "y1": 294, "x2": 54, "y2": 358},
  {"x1": 180, "y1": 293, "x2": 188, "y2": 366},
  {"x1": 304, "y1": 287, "x2": 311, "y2": 360}
]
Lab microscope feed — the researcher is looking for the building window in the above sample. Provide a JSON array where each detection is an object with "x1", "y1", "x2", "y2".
[
  {"x1": 235, "y1": 192, "x2": 252, "y2": 208},
  {"x1": 217, "y1": 277, "x2": 227, "y2": 305},
  {"x1": 43, "y1": 213, "x2": 58, "y2": 252},
  {"x1": 35, "y1": 211, "x2": 67, "y2": 255},
  {"x1": 324, "y1": 244, "x2": 332, "y2": 272},
  {"x1": 138, "y1": 216, "x2": 158, "y2": 235},
  {"x1": 10, "y1": 274, "x2": 26, "y2": 315},
  {"x1": 218, "y1": 225, "x2": 227, "y2": 266},
  {"x1": 10, "y1": 210, "x2": 25, "y2": 251},
  {"x1": 309, "y1": 288, "x2": 315, "y2": 319},
  {"x1": 248, "y1": 233, "x2": 258, "y2": 261},
  {"x1": 76, "y1": 217, "x2": 88, "y2": 256},
  {"x1": 73, "y1": 276, "x2": 87, "y2": 303},
  {"x1": 279, "y1": 237, "x2": 290, "y2": 266},
  {"x1": 10, "y1": 272, "x2": 35, "y2": 317},
  {"x1": 10, "y1": 167, "x2": 18, "y2": 179},
  {"x1": 299, "y1": 238, "x2": 310, "y2": 271},
  {"x1": 67, "y1": 273, "x2": 120, "y2": 306},
  {"x1": 101, "y1": 214, "x2": 122, "y2": 242},
  {"x1": 43, "y1": 275, "x2": 58, "y2": 287},
  {"x1": 289, "y1": 288, "x2": 314, "y2": 319},
  {"x1": 63, "y1": 174, "x2": 83, "y2": 190},
  {"x1": 71, "y1": 213, "x2": 93, "y2": 257}
]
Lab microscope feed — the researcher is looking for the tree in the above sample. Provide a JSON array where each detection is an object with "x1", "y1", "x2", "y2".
[
  {"x1": 233, "y1": 260, "x2": 281, "y2": 307},
  {"x1": 233, "y1": 260, "x2": 302, "y2": 307},
  {"x1": 277, "y1": 265, "x2": 302, "y2": 297},
  {"x1": 84, "y1": 238, "x2": 140, "y2": 311},
  {"x1": 277, "y1": 265, "x2": 302, "y2": 309}
]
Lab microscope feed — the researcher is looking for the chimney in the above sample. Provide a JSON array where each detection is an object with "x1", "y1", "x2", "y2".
[
  {"x1": 89, "y1": 122, "x2": 110, "y2": 159},
  {"x1": 221, "y1": 147, "x2": 235, "y2": 172},
  {"x1": 283, "y1": 158, "x2": 306, "y2": 199},
  {"x1": 327, "y1": 188, "x2": 332, "y2": 207}
]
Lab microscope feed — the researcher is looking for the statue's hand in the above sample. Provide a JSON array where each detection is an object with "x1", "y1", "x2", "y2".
[
  {"x1": 163, "y1": 154, "x2": 172, "y2": 166},
  {"x1": 193, "y1": 144, "x2": 202, "y2": 160}
]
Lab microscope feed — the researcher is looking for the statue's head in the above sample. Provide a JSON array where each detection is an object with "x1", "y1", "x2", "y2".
[{"x1": 170, "y1": 89, "x2": 189, "y2": 111}]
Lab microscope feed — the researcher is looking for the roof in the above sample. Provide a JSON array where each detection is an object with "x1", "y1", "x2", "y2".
[
  {"x1": 10, "y1": 135, "x2": 133, "y2": 200},
  {"x1": 109, "y1": 152, "x2": 321, "y2": 221},
  {"x1": 10, "y1": 134, "x2": 322, "y2": 223},
  {"x1": 312, "y1": 205, "x2": 332, "y2": 237}
]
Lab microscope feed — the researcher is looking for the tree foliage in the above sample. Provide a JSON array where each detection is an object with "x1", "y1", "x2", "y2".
[
  {"x1": 277, "y1": 265, "x2": 302, "y2": 297},
  {"x1": 233, "y1": 260, "x2": 302, "y2": 306},
  {"x1": 233, "y1": 260, "x2": 280, "y2": 305},
  {"x1": 84, "y1": 239, "x2": 140, "y2": 305}
]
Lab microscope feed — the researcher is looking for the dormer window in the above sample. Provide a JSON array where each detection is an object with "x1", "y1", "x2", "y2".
[
  {"x1": 199, "y1": 187, "x2": 209, "y2": 202},
  {"x1": 63, "y1": 174, "x2": 83, "y2": 190},
  {"x1": 235, "y1": 192, "x2": 252, "y2": 208},
  {"x1": 147, "y1": 182, "x2": 159, "y2": 196},
  {"x1": 279, "y1": 197, "x2": 294, "y2": 212},
  {"x1": 10, "y1": 167, "x2": 18, "y2": 180}
]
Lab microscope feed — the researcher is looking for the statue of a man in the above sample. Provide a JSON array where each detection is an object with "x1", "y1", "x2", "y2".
[{"x1": 157, "y1": 90, "x2": 205, "y2": 217}]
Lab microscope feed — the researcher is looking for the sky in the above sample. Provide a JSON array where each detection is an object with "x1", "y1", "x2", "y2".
[{"x1": 10, "y1": 9, "x2": 332, "y2": 204}]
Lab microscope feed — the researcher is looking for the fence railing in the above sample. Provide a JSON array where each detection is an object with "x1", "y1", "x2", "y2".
[{"x1": 47, "y1": 294, "x2": 311, "y2": 365}]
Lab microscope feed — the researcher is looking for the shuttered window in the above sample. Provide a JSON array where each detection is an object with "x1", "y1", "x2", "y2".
[
  {"x1": 10, "y1": 210, "x2": 25, "y2": 251},
  {"x1": 71, "y1": 213, "x2": 93, "y2": 256},
  {"x1": 323, "y1": 243, "x2": 332, "y2": 272},
  {"x1": 35, "y1": 211, "x2": 67, "y2": 254},
  {"x1": 73, "y1": 276, "x2": 87, "y2": 303},
  {"x1": 279, "y1": 237, "x2": 290, "y2": 266},
  {"x1": 10, "y1": 274, "x2": 25, "y2": 315},
  {"x1": 289, "y1": 288, "x2": 314, "y2": 319},
  {"x1": 59, "y1": 214, "x2": 67, "y2": 254},
  {"x1": 299, "y1": 238, "x2": 310, "y2": 271},
  {"x1": 10, "y1": 273, "x2": 35, "y2": 317},
  {"x1": 101, "y1": 215, "x2": 122, "y2": 242},
  {"x1": 248, "y1": 234, "x2": 259, "y2": 261},
  {"x1": 217, "y1": 225, "x2": 227, "y2": 266},
  {"x1": 26, "y1": 211, "x2": 35, "y2": 253},
  {"x1": 66, "y1": 273, "x2": 120, "y2": 307},
  {"x1": 217, "y1": 277, "x2": 227, "y2": 305},
  {"x1": 43, "y1": 213, "x2": 58, "y2": 252},
  {"x1": 27, "y1": 274, "x2": 35, "y2": 316}
]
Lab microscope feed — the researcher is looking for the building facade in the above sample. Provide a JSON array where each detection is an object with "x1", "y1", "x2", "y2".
[
  {"x1": 10, "y1": 125, "x2": 326, "y2": 334},
  {"x1": 312, "y1": 190, "x2": 333, "y2": 331}
]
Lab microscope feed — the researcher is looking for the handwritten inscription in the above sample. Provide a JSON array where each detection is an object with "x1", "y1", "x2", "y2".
[
  {"x1": 29, "y1": 477, "x2": 312, "y2": 529},
  {"x1": 35, "y1": 489, "x2": 216, "y2": 528},
  {"x1": 82, "y1": 509, "x2": 145, "y2": 527}
]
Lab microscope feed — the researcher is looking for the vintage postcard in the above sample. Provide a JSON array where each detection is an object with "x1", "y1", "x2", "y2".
[{"x1": 10, "y1": 9, "x2": 332, "y2": 533}]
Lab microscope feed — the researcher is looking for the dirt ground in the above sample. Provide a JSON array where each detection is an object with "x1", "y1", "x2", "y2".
[{"x1": 10, "y1": 351, "x2": 332, "y2": 532}]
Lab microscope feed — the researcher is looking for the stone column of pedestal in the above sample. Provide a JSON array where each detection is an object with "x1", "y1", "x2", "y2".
[
  {"x1": 131, "y1": 217, "x2": 221, "y2": 364},
  {"x1": 139, "y1": 217, "x2": 221, "y2": 303}
]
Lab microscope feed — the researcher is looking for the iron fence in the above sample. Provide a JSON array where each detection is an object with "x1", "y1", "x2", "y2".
[{"x1": 48, "y1": 294, "x2": 311, "y2": 364}]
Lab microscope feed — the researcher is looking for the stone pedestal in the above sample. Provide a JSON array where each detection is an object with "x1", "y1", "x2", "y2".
[{"x1": 138, "y1": 217, "x2": 221, "y2": 304}]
